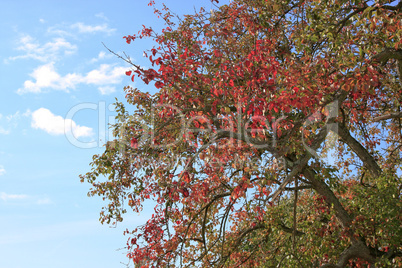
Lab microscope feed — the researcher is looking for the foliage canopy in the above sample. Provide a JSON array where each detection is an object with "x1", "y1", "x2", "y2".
[{"x1": 81, "y1": 0, "x2": 402, "y2": 267}]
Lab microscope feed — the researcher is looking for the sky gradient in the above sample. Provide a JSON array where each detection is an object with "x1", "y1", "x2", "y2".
[{"x1": 0, "y1": 1, "x2": 225, "y2": 267}]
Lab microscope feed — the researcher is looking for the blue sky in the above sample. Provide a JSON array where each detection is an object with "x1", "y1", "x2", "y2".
[{"x1": 0, "y1": 1, "x2": 224, "y2": 267}]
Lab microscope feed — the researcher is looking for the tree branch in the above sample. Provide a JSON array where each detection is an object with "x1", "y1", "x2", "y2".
[
  {"x1": 302, "y1": 168, "x2": 352, "y2": 228},
  {"x1": 373, "y1": 111, "x2": 402, "y2": 122},
  {"x1": 371, "y1": 48, "x2": 402, "y2": 63},
  {"x1": 337, "y1": 125, "x2": 382, "y2": 177},
  {"x1": 303, "y1": 168, "x2": 378, "y2": 267},
  {"x1": 320, "y1": 240, "x2": 376, "y2": 268},
  {"x1": 278, "y1": 222, "x2": 304, "y2": 236},
  {"x1": 382, "y1": 0, "x2": 402, "y2": 11},
  {"x1": 284, "y1": 184, "x2": 312, "y2": 191}
]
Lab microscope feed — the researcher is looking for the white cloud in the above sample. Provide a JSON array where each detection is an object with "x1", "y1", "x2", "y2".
[
  {"x1": 31, "y1": 108, "x2": 93, "y2": 138},
  {"x1": 6, "y1": 35, "x2": 77, "y2": 63},
  {"x1": 18, "y1": 63, "x2": 70, "y2": 94},
  {"x1": 18, "y1": 63, "x2": 126, "y2": 94},
  {"x1": 0, "y1": 192, "x2": 28, "y2": 201},
  {"x1": 71, "y1": 22, "x2": 115, "y2": 35},
  {"x1": 25, "y1": 63, "x2": 83, "y2": 93},
  {"x1": 0, "y1": 166, "x2": 5, "y2": 176},
  {"x1": 84, "y1": 64, "x2": 126, "y2": 85},
  {"x1": 8, "y1": 20, "x2": 114, "y2": 64}
]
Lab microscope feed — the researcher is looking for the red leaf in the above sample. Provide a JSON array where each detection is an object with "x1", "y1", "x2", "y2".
[
  {"x1": 182, "y1": 188, "x2": 189, "y2": 197},
  {"x1": 155, "y1": 81, "x2": 164, "y2": 89},
  {"x1": 183, "y1": 171, "x2": 191, "y2": 183},
  {"x1": 126, "y1": 70, "x2": 132, "y2": 76},
  {"x1": 130, "y1": 138, "x2": 138, "y2": 149}
]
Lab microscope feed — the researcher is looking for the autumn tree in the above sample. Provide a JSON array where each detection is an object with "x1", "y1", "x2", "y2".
[{"x1": 81, "y1": 0, "x2": 402, "y2": 267}]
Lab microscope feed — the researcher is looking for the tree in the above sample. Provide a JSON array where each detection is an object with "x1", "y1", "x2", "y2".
[{"x1": 80, "y1": 0, "x2": 402, "y2": 267}]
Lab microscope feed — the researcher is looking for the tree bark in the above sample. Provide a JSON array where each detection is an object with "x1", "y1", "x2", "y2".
[{"x1": 337, "y1": 125, "x2": 382, "y2": 177}]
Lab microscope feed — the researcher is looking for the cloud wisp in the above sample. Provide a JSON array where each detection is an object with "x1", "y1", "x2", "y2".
[
  {"x1": 31, "y1": 108, "x2": 93, "y2": 138},
  {"x1": 0, "y1": 166, "x2": 6, "y2": 176},
  {"x1": 71, "y1": 22, "x2": 116, "y2": 35},
  {"x1": 8, "y1": 21, "x2": 115, "y2": 63},
  {"x1": 6, "y1": 34, "x2": 77, "y2": 63},
  {"x1": 0, "y1": 110, "x2": 31, "y2": 135},
  {"x1": 90, "y1": 51, "x2": 112, "y2": 63},
  {"x1": 0, "y1": 192, "x2": 53, "y2": 206},
  {"x1": 0, "y1": 192, "x2": 28, "y2": 201},
  {"x1": 10, "y1": 19, "x2": 124, "y2": 95},
  {"x1": 0, "y1": 127, "x2": 10, "y2": 135}
]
